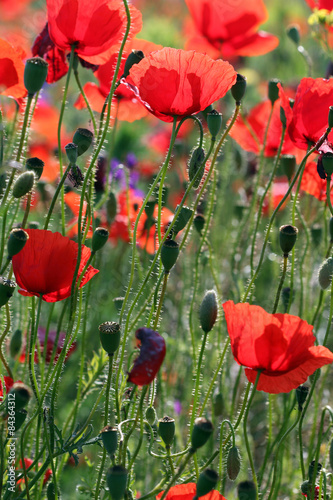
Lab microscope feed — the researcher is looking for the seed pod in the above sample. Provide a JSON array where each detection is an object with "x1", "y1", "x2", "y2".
[
  {"x1": 207, "y1": 110, "x2": 222, "y2": 138},
  {"x1": 158, "y1": 416, "x2": 175, "y2": 446},
  {"x1": 329, "y1": 105, "x2": 333, "y2": 129},
  {"x1": 279, "y1": 224, "x2": 298, "y2": 256},
  {"x1": 24, "y1": 57, "x2": 48, "y2": 96},
  {"x1": 311, "y1": 224, "x2": 322, "y2": 247},
  {"x1": 268, "y1": 79, "x2": 280, "y2": 105},
  {"x1": 72, "y1": 128, "x2": 94, "y2": 156},
  {"x1": 231, "y1": 74, "x2": 247, "y2": 104},
  {"x1": 99, "y1": 322, "x2": 121, "y2": 355},
  {"x1": 106, "y1": 466, "x2": 128, "y2": 500},
  {"x1": 101, "y1": 426, "x2": 118, "y2": 456},
  {"x1": 65, "y1": 142, "x2": 78, "y2": 164},
  {"x1": 13, "y1": 409, "x2": 27, "y2": 433},
  {"x1": 237, "y1": 480, "x2": 257, "y2": 500},
  {"x1": 318, "y1": 257, "x2": 333, "y2": 289},
  {"x1": 199, "y1": 290, "x2": 218, "y2": 333},
  {"x1": 191, "y1": 417, "x2": 214, "y2": 451},
  {"x1": 196, "y1": 469, "x2": 218, "y2": 497},
  {"x1": 12, "y1": 171, "x2": 35, "y2": 198},
  {"x1": 0, "y1": 277, "x2": 16, "y2": 308},
  {"x1": 322, "y1": 152, "x2": 333, "y2": 177},
  {"x1": 188, "y1": 147, "x2": 205, "y2": 189},
  {"x1": 227, "y1": 446, "x2": 241, "y2": 480}
]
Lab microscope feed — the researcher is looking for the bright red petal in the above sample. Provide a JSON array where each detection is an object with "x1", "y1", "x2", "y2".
[
  {"x1": 156, "y1": 483, "x2": 227, "y2": 500},
  {"x1": 0, "y1": 38, "x2": 26, "y2": 99}
]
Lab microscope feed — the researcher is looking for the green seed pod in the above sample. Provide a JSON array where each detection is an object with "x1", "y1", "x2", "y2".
[
  {"x1": 25, "y1": 157, "x2": 44, "y2": 180},
  {"x1": 322, "y1": 152, "x2": 333, "y2": 177},
  {"x1": 10, "y1": 329, "x2": 22, "y2": 358},
  {"x1": 231, "y1": 74, "x2": 247, "y2": 104},
  {"x1": 188, "y1": 147, "x2": 205, "y2": 189},
  {"x1": 24, "y1": 57, "x2": 48, "y2": 96},
  {"x1": 107, "y1": 191, "x2": 117, "y2": 224},
  {"x1": 329, "y1": 105, "x2": 333, "y2": 130},
  {"x1": 101, "y1": 426, "x2": 118, "y2": 456},
  {"x1": 201, "y1": 104, "x2": 214, "y2": 121},
  {"x1": 161, "y1": 239, "x2": 179, "y2": 273},
  {"x1": 286, "y1": 24, "x2": 300, "y2": 45},
  {"x1": 158, "y1": 416, "x2": 175, "y2": 447},
  {"x1": 227, "y1": 446, "x2": 241, "y2": 480},
  {"x1": 172, "y1": 206, "x2": 193, "y2": 235},
  {"x1": 13, "y1": 409, "x2": 28, "y2": 433},
  {"x1": 311, "y1": 224, "x2": 322, "y2": 247},
  {"x1": 106, "y1": 466, "x2": 128, "y2": 500},
  {"x1": 237, "y1": 480, "x2": 257, "y2": 500},
  {"x1": 280, "y1": 155, "x2": 296, "y2": 181},
  {"x1": 99, "y1": 322, "x2": 121, "y2": 355},
  {"x1": 65, "y1": 142, "x2": 78, "y2": 164},
  {"x1": 7, "y1": 228, "x2": 29, "y2": 259},
  {"x1": 279, "y1": 224, "x2": 298, "y2": 256},
  {"x1": 12, "y1": 171, "x2": 35, "y2": 198},
  {"x1": 0, "y1": 277, "x2": 16, "y2": 308},
  {"x1": 199, "y1": 290, "x2": 218, "y2": 333},
  {"x1": 92, "y1": 227, "x2": 109, "y2": 252},
  {"x1": 194, "y1": 214, "x2": 205, "y2": 235},
  {"x1": 268, "y1": 79, "x2": 280, "y2": 105},
  {"x1": 122, "y1": 50, "x2": 144, "y2": 78},
  {"x1": 72, "y1": 128, "x2": 94, "y2": 156},
  {"x1": 213, "y1": 392, "x2": 224, "y2": 417},
  {"x1": 145, "y1": 406, "x2": 157, "y2": 426},
  {"x1": 6, "y1": 383, "x2": 32, "y2": 412},
  {"x1": 207, "y1": 110, "x2": 222, "y2": 138},
  {"x1": 196, "y1": 469, "x2": 218, "y2": 497},
  {"x1": 191, "y1": 417, "x2": 214, "y2": 451},
  {"x1": 318, "y1": 257, "x2": 333, "y2": 289}
]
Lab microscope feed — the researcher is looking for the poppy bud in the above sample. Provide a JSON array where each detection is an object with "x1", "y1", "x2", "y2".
[
  {"x1": 329, "y1": 439, "x2": 333, "y2": 470},
  {"x1": 268, "y1": 79, "x2": 280, "y2": 105},
  {"x1": 213, "y1": 392, "x2": 224, "y2": 417},
  {"x1": 6, "y1": 383, "x2": 32, "y2": 412},
  {"x1": 46, "y1": 482, "x2": 59, "y2": 500},
  {"x1": 65, "y1": 142, "x2": 78, "y2": 164},
  {"x1": 29, "y1": 221, "x2": 40, "y2": 229},
  {"x1": 280, "y1": 155, "x2": 296, "y2": 181},
  {"x1": 107, "y1": 191, "x2": 117, "y2": 224},
  {"x1": 92, "y1": 227, "x2": 109, "y2": 252},
  {"x1": 311, "y1": 224, "x2": 322, "y2": 247},
  {"x1": 231, "y1": 74, "x2": 247, "y2": 104},
  {"x1": 172, "y1": 206, "x2": 193, "y2": 235},
  {"x1": 101, "y1": 426, "x2": 118, "y2": 456},
  {"x1": 106, "y1": 466, "x2": 128, "y2": 500},
  {"x1": 329, "y1": 105, "x2": 333, "y2": 129},
  {"x1": 318, "y1": 257, "x2": 333, "y2": 289},
  {"x1": 237, "y1": 480, "x2": 257, "y2": 500},
  {"x1": 280, "y1": 106, "x2": 287, "y2": 128},
  {"x1": 196, "y1": 469, "x2": 218, "y2": 498},
  {"x1": 281, "y1": 287, "x2": 294, "y2": 312},
  {"x1": 7, "y1": 228, "x2": 29, "y2": 259},
  {"x1": 122, "y1": 50, "x2": 144, "y2": 79},
  {"x1": 286, "y1": 24, "x2": 300, "y2": 45},
  {"x1": 99, "y1": 321, "x2": 121, "y2": 355},
  {"x1": 161, "y1": 239, "x2": 179, "y2": 273},
  {"x1": 26, "y1": 157, "x2": 44, "y2": 180},
  {"x1": 145, "y1": 199, "x2": 156, "y2": 219},
  {"x1": 13, "y1": 409, "x2": 28, "y2": 433},
  {"x1": 24, "y1": 57, "x2": 48, "y2": 96},
  {"x1": 296, "y1": 384, "x2": 309, "y2": 411},
  {"x1": 72, "y1": 128, "x2": 94, "y2": 156},
  {"x1": 279, "y1": 224, "x2": 298, "y2": 256},
  {"x1": 199, "y1": 290, "x2": 218, "y2": 333},
  {"x1": 308, "y1": 460, "x2": 322, "y2": 481},
  {"x1": 300, "y1": 481, "x2": 311, "y2": 495},
  {"x1": 145, "y1": 406, "x2": 157, "y2": 426},
  {"x1": 194, "y1": 214, "x2": 205, "y2": 235},
  {"x1": 113, "y1": 297, "x2": 124, "y2": 312},
  {"x1": 10, "y1": 329, "x2": 22, "y2": 358},
  {"x1": 12, "y1": 171, "x2": 35, "y2": 198},
  {"x1": 201, "y1": 104, "x2": 214, "y2": 121},
  {"x1": 191, "y1": 417, "x2": 214, "y2": 451},
  {"x1": 0, "y1": 277, "x2": 16, "y2": 308},
  {"x1": 227, "y1": 446, "x2": 241, "y2": 481},
  {"x1": 330, "y1": 217, "x2": 333, "y2": 242},
  {"x1": 188, "y1": 147, "x2": 205, "y2": 189},
  {"x1": 207, "y1": 110, "x2": 223, "y2": 138},
  {"x1": 158, "y1": 416, "x2": 175, "y2": 447},
  {"x1": 322, "y1": 152, "x2": 333, "y2": 177}
]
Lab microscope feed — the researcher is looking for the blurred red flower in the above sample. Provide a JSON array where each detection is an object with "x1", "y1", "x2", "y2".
[
  {"x1": 64, "y1": 191, "x2": 94, "y2": 239},
  {"x1": 223, "y1": 301, "x2": 333, "y2": 394},
  {"x1": 12, "y1": 229, "x2": 99, "y2": 302},
  {"x1": 128, "y1": 328, "x2": 166, "y2": 385},
  {"x1": 279, "y1": 78, "x2": 333, "y2": 151},
  {"x1": 156, "y1": 483, "x2": 227, "y2": 500},
  {"x1": 305, "y1": 0, "x2": 333, "y2": 10},
  {"x1": 0, "y1": 376, "x2": 14, "y2": 400},
  {"x1": 184, "y1": 0, "x2": 278, "y2": 59},
  {"x1": 19, "y1": 327, "x2": 76, "y2": 364},
  {"x1": 125, "y1": 48, "x2": 237, "y2": 122},
  {"x1": 46, "y1": 0, "x2": 142, "y2": 64},
  {"x1": 18, "y1": 458, "x2": 52, "y2": 487},
  {"x1": 0, "y1": 38, "x2": 26, "y2": 100},
  {"x1": 300, "y1": 160, "x2": 333, "y2": 201}
]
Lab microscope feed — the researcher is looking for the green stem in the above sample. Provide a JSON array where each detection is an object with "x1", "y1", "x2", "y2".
[
  {"x1": 153, "y1": 272, "x2": 169, "y2": 329},
  {"x1": 272, "y1": 255, "x2": 288, "y2": 313},
  {"x1": 0, "y1": 303, "x2": 13, "y2": 378},
  {"x1": 189, "y1": 330, "x2": 208, "y2": 434},
  {"x1": 74, "y1": 63, "x2": 97, "y2": 137}
]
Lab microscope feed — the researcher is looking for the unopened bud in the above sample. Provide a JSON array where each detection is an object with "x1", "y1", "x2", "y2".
[
  {"x1": 12, "y1": 171, "x2": 35, "y2": 198},
  {"x1": 318, "y1": 257, "x2": 333, "y2": 289},
  {"x1": 7, "y1": 228, "x2": 29, "y2": 259},
  {"x1": 6, "y1": 383, "x2": 32, "y2": 412},
  {"x1": 231, "y1": 74, "x2": 247, "y2": 104},
  {"x1": 280, "y1": 155, "x2": 296, "y2": 181},
  {"x1": 199, "y1": 290, "x2": 218, "y2": 333},
  {"x1": 122, "y1": 50, "x2": 144, "y2": 79},
  {"x1": 161, "y1": 239, "x2": 179, "y2": 273},
  {"x1": 268, "y1": 79, "x2": 280, "y2": 105},
  {"x1": 0, "y1": 277, "x2": 16, "y2": 308},
  {"x1": 322, "y1": 152, "x2": 333, "y2": 177},
  {"x1": 26, "y1": 157, "x2": 44, "y2": 180},
  {"x1": 286, "y1": 25, "x2": 300, "y2": 45},
  {"x1": 227, "y1": 446, "x2": 241, "y2": 481},
  {"x1": 172, "y1": 206, "x2": 193, "y2": 235},
  {"x1": 73, "y1": 128, "x2": 93, "y2": 156},
  {"x1": 207, "y1": 110, "x2": 222, "y2": 138},
  {"x1": 24, "y1": 57, "x2": 48, "y2": 96},
  {"x1": 188, "y1": 147, "x2": 205, "y2": 189},
  {"x1": 196, "y1": 469, "x2": 218, "y2": 497},
  {"x1": 145, "y1": 406, "x2": 157, "y2": 426},
  {"x1": 92, "y1": 227, "x2": 109, "y2": 252},
  {"x1": 191, "y1": 417, "x2": 214, "y2": 451},
  {"x1": 194, "y1": 214, "x2": 205, "y2": 235},
  {"x1": 10, "y1": 329, "x2": 22, "y2": 358}
]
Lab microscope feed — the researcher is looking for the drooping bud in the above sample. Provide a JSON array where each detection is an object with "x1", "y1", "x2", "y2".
[
  {"x1": 65, "y1": 142, "x2": 78, "y2": 164},
  {"x1": 201, "y1": 104, "x2": 214, "y2": 121},
  {"x1": 191, "y1": 417, "x2": 214, "y2": 451},
  {"x1": 172, "y1": 206, "x2": 193, "y2": 235},
  {"x1": 279, "y1": 224, "x2": 298, "y2": 256},
  {"x1": 145, "y1": 406, "x2": 157, "y2": 426},
  {"x1": 161, "y1": 239, "x2": 179, "y2": 273},
  {"x1": 194, "y1": 214, "x2": 205, "y2": 235},
  {"x1": 322, "y1": 152, "x2": 333, "y2": 177},
  {"x1": 196, "y1": 469, "x2": 218, "y2": 497},
  {"x1": 207, "y1": 110, "x2": 223, "y2": 138},
  {"x1": 231, "y1": 74, "x2": 247, "y2": 104},
  {"x1": 12, "y1": 171, "x2": 35, "y2": 198},
  {"x1": 92, "y1": 227, "x2": 109, "y2": 252},
  {"x1": 268, "y1": 79, "x2": 280, "y2": 106},
  {"x1": 158, "y1": 416, "x2": 175, "y2": 447},
  {"x1": 280, "y1": 155, "x2": 296, "y2": 181},
  {"x1": 199, "y1": 290, "x2": 218, "y2": 333},
  {"x1": 296, "y1": 385, "x2": 309, "y2": 411},
  {"x1": 13, "y1": 409, "x2": 28, "y2": 433},
  {"x1": 227, "y1": 446, "x2": 241, "y2": 481},
  {"x1": 188, "y1": 147, "x2": 205, "y2": 189},
  {"x1": 122, "y1": 50, "x2": 144, "y2": 79},
  {"x1": 318, "y1": 257, "x2": 333, "y2": 289},
  {"x1": 72, "y1": 128, "x2": 94, "y2": 156},
  {"x1": 237, "y1": 480, "x2": 257, "y2": 500},
  {"x1": 99, "y1": 321, "x2": 121, "y2": 355},
  {"x1": 7, "y1": 228, "x2": 29, "y2": 259},
  {"x1": 6, "y1": 383, "x2": 32, "y2": 412},
  {"x1": 24, "y1": 57, "x2": 48, "y2": 96},
  {"x1": 106, "y1": 466, "x2": 128, "y2": 500},
  {"x1": 10, "y1": 329, "x2": 22, "y2": 358},
  {"x1": 101, "y1": 426, "x2": 118, "y2": 456},
  {"x1": 280, "y1": 106, "x2": 287, "y2": 128},
  {"x1": 0, "y1": 277, "x2": 16, "y2": 308},
  {"x1": 286, "y1": 24, "x2": 300, "y2": 45},
  {"x1": 26, "y1": 157, "x2": 44, "y2": 180}
]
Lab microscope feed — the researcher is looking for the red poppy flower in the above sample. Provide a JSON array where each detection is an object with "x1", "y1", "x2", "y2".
[
  {"x1": 184, "y1": 0, "x2": 278, "y2": 59},
  {"x1": 156, "y1": 483, "x2": 227, "y2": 500},
  {"x1": 0, "y1": 376, "x2": 14, "y2": 400},
  {"x1": 12, "y1": 229, "x2": 99, "y2": 302},
  {"x1": 128, "y1": 328, "x2": 166, "y2": 385},
  {"x1": 0, "y1": 38, "x2": 26, "y2": 100},
  {"x1": 18, "y1": 459, "x2": 52, "y2": 488},
  {"x1": 46, "y1": 0, "x2": 142, "y2": 65},
  {"x1": 300, "y1": 159, "x2": 333, "y2": 201},
  {"x1": 279, "y1": 78, "x2": 333, "y2": 151},
  {"x1": 32, "y1": 23, "x2": 68, "y2": 84},
  {"x1": 305, "y1": 0, "x2": 333, "y2": 10},
  {"x1": 125, "y1": 48, "x2": 237, "y2": 123},
  {"x1": 223, "y1": 301, "x2": 333, "y2": 394}
]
